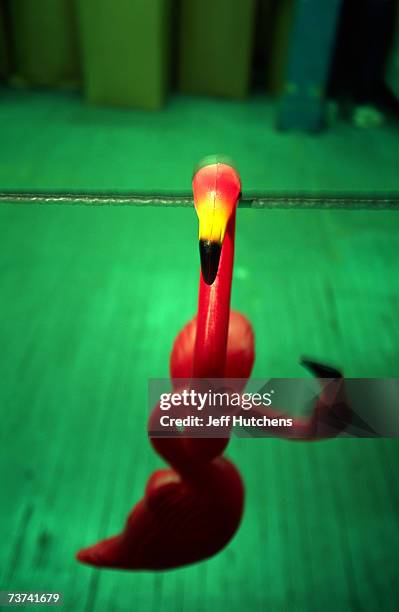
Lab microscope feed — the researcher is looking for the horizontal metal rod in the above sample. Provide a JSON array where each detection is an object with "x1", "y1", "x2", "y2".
[{"x1": 0, "y1": 191, "x2": 399, "y2": 210}]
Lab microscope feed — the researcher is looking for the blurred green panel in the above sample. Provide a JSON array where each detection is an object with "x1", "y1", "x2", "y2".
[
  {"x1": 7, "y1": 0, "x2": 80, "y2": 87},
  {"x1": 179, "y1": 0, "x2": 256, "y2": 99},
  {"x1": 266, "y1": 0, "x2": 295, "y2": 95},
  {"x1": 0, "y1": 0, "x2": 9, "y2": 78},
  {"x1": 77, "y1": 0, "x2": 171, "y2": 110}
]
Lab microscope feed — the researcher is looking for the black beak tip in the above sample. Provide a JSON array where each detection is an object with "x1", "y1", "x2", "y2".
[{"x1": 199, "y1": 240, "x2": 222, "y2": 285}]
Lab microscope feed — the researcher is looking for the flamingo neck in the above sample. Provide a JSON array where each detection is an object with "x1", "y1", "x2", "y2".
[
  {"x1": 192, "y1": 213, "x2": 236, "y2": 378},
  {"x1": 151, "y1": 199, "x2": 237, "y2": 473}
]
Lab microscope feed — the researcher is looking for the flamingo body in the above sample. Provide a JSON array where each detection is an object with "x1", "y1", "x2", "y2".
[
  {"x1": 77, "y1": 309, "x2": 254, "y2": 571},
  {"x1": 76, "y1": 456, "x2": 243, "y2": 570}
]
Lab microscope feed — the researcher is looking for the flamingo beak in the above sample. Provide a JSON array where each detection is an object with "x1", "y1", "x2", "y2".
[
  {"x1": 193, "y1": 160, "x2": 241, "y2": 285},
  {"x1": 198, "y1": 207, "x2": 229, "y2": 285}
]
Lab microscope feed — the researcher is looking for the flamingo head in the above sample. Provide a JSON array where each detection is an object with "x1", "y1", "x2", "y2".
[{"x1": 193, "y1": 157, "x2": 241, "y2": 285}]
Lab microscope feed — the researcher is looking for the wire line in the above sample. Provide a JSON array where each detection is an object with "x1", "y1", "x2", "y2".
[{"x1": 0, "y1": 191, "x2": 398, "y2": 209}]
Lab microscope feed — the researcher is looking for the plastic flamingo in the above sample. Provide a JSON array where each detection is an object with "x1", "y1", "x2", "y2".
[
  {"x1": 76, "y1": 160, "x2": 252, "y2": 570},
  {"x1": 76, "y1": 158, "x2": 351, "y2": 571}
]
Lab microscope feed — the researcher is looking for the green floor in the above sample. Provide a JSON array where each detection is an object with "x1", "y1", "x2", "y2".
[
  {"x1": 1, "y1": 87, "x2": 399, "y2": 193},
  {"x1": 0, "y1": 90, "x2": 399, "y2": 611}
]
